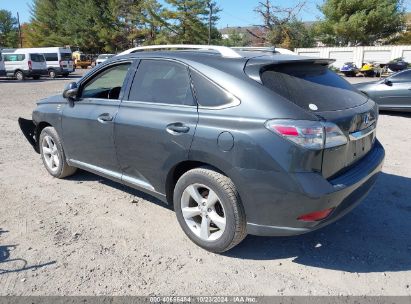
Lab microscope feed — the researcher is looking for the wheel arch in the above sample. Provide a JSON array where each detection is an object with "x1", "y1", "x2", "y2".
[
  {"x1": 165, "y1": 160, "x2": 232, "y2": 207},
  {"x1": 35, "y1": 121, "x2": 52, "y2": 150}
]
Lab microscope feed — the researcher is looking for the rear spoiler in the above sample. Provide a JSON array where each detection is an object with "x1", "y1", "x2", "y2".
[{"x1": 245, "y1": 55, "x2": 335, "y2": 83}]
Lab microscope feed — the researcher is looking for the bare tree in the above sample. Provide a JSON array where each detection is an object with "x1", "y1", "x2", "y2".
[{"x1": 250, "y1": 0, "x2": 306, "y2": 46}]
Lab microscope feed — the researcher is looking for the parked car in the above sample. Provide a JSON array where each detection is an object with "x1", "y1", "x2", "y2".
[
  {"x1": 0, "y1": 50, "x2": 6, "y2": 77},
  {"x1": 355, "y1": 69, "x2": 411, "y2": 112},
  {"x1": 96, "y1": 54, "x2": 115, "y2": 65},
  {"x1": 387, "y1": 57, "x2": 409, "y2": 72},
  {"x1": 340, "y1": 62, "x2": 359, "y2": 77},
  {"x1": 19, "y1": 45, "x2": 384, "y2": 252},
  {"x1": 3, "y1": 51, "x2": 47, "y2": 80}
]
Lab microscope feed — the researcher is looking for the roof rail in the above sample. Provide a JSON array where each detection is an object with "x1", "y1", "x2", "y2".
[
  {"x1": 232, "y1": 47, "x2": 296, "y2": 55},
  {"x1": 117, "y1": 44, "x2": 242, "y2": 58}
]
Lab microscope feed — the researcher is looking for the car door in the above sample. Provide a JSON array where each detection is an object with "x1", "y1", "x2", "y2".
[
  {"x1": 114, "y1": 59, "x2": 198, "y2": 195},
  {"x1": 61, "y1": 60, "x2": 134, "y2": 176},
  {"x1": 377, "y1": 70, "x2": 411, "y2": 108}
]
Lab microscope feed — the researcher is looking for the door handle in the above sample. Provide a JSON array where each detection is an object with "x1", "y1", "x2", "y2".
[
  {"x1": 166, "y1": 123, "x2": 190, "y2": 134},
  {"x1": 97, "y1": 113, "x2": 113, "y2": 123}
]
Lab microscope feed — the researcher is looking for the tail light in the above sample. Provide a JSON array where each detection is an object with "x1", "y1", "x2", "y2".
[
  {"x1": 265, "y1": 119, "x2": 347, "y2": 150},
  {"x1": 297, "y1": 208, "x2": 334, "y2": 222},
  {"x1": 28, "y1": 60, "x2": 32, "y2": 70}
]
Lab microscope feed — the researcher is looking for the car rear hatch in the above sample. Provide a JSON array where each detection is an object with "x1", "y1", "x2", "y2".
[{"x1": 245, "y1": 55, "x2": 378, "y2": 178}]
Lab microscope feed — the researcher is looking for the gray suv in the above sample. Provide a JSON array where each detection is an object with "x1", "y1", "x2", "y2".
[{"x1": 19, "y1": 45, "x2": 385, "y2": 252}]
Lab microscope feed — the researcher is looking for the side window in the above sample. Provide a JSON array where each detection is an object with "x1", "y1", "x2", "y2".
[
  {"x1": 4, "y1": 54, "x2": 25, "y2": 62},
  {"x1": 30, "y1": 54, "x2": 45, "y2": 62},
  {"x1": 129, "y1": 60, "x2": 194, "y2": 106},
  {"x1": 81, "y1": 63, "x2": 131, "y2": 100},
  {"x1": 390, "y1": 70, "x2": 411, "y2": 82},
  {"x1": 190, "y1": 69, "x2": 237, "y2": 107},
  {"x1": 44, "y1": 53, "x2": 58, "y2": 61}
]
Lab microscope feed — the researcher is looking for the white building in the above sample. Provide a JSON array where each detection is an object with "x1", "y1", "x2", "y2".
[{"x1": 294, "y1": 45, "x2": 411, "y2": 68}]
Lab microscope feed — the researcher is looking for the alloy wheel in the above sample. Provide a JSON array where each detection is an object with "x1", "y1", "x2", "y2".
[
  {"x1": 42, "y1": 135, "x2": 60, "y2": 172},
  {"x1": 181, "y1": 183, "x2": 226, "y2": 242}
]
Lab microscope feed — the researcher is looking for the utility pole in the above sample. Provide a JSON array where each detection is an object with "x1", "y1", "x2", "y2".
[
  {"x1": 207, "y1": 1, "x2": 213, "y2": 45},
  {"x1": 17, "y1": 12, "x2": 23, "y2": 48}
]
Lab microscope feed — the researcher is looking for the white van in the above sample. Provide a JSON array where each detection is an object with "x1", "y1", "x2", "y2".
[
  {"x1": 0, "y1": 50, "x2": 6, "y2": 77},
  {"x1": 3, "y1": 50, "x2": 48, "y2": 80},
  {"x1": 12, "y1": 47, "x2": 74, "y2": 78},
  {"x1": 30, "y1": 47, "x2": 74, "y2": 78}
]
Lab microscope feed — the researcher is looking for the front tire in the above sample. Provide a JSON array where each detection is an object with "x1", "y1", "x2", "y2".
[
  {"x1": 15, "y1": 70, "x2": 25, "y2": 81},
  {"x1": 174, "y1": 167, "x2": 247, "y2": 253},
  {"x1": 48, "y1": 69, "x2": 56, "y2": 79},
  {"x1": 39, "y1": 127, "x2": 77, "y2": 178}
]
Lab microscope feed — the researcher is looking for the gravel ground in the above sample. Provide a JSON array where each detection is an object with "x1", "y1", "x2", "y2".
[{"x1": 0, "y1": 73, "x2": 410, "y2": 296}]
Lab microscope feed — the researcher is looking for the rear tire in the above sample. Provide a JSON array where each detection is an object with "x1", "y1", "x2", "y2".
[
  {"x1": 39, "y1": 127, "x2": 77, "y2": 179},
  {"x1": 15, "y1": 70, "x2": 25, "y2": 81},
  {"x1": 174, "y1": 167, "x2": 247, "y2": 253}
]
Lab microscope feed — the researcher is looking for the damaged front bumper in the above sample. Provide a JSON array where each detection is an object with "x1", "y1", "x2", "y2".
[{"x1": 18, "y1": 118, "x2": 39, "y2": 153}]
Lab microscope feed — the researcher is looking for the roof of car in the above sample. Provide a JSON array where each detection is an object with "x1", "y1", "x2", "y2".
[{"x1": 114, "y1": 50, "x2": 331, "y2": 71}]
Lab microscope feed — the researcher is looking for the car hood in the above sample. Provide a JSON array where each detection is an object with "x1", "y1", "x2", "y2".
[{"x1": 37, "y1": 94, "x2": 64, "y2": 105}]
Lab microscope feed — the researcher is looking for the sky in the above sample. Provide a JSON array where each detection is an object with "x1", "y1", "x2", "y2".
[{"x1": 2, "y1": 0, "x2": 411, "y2": 28}]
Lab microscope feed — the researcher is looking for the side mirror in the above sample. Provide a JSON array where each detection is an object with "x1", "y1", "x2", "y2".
[
  {"x1": 63, "y1": 82, "x2": 79, "y2": 100},
  {"x1": 384, "y1": 79, "x2": 393, "y2": 86}
]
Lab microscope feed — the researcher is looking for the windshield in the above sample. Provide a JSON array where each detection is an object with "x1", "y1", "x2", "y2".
[
  {"x1": 30, "y1": 53, "x2": 45, "y2": 62},
  {"x1": 261, "y1": 63, "x2": 367, "y2": 111},
  {"x1": 61, "y1": 53, "x2": 72, "y2": 61}
]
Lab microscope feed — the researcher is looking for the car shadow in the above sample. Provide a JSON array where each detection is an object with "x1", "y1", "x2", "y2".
[
  {"x1": 224, "y1": 172, "x2": 411, "y2": 273},
  {"x1": 380, "y1": 110, "x2": 411, "y2": 118},
  {"x1": 0, "y1": 230, "x2": 56, "y2": 275},
  {"x1": 66, "y1": 170, "x2": 173, "y2": 210},
  {"x1": 64, "y1": 170, "x2": 410, "y2": 273}
]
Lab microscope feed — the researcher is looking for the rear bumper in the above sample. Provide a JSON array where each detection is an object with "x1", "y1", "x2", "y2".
[
  {"x1": 245, "y1": 140, "x2": 385, "y2": 236},
  {"x1": 55, "y1": 67, "x2": 74, "y2": 74}
]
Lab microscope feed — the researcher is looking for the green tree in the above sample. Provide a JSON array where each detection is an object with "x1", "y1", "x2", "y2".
[
  {"x1": 222, "y1": 29, "x2": 250, "y2": 47},
  {"x1": 316, "y1": 0, "x2": 405, "y2": 46},
  {"x1": 162, "y1": 0, "x2": 209, "y2": 44},
  {"x1": 0, "y1": 9, "x2": 19, "y2": 48}
]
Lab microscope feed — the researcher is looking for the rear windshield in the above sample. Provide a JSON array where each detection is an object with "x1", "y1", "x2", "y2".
[
  {"x1": 61, "y1": 53, "x2": 72, "y2": 61},
  {"x1": 30, "y1": 54, "x2": 45, "y2": 62},
  {"x1": 260, "y1": 63, "x2": 367, "y2": 111}
]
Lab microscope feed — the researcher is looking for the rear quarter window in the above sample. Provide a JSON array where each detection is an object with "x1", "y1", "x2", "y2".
[
  {"x1": 190, "y1": 69, "x2": 237, "y2": 108},
  {"x1": 4, "y1": 54, "x2": 25, "y2": 62},
  {"x1": 260, "y1": 63, "x2": 367, "y2": 111}
]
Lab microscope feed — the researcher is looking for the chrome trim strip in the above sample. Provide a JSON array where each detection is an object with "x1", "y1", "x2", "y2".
[
  {"x1": 349, "y1": 123, "x2": 376, "y2": 141},
  {"x1": 69, "y1": 159, "x2": 122, "y2": 180},
  {"x1": 122, "y1": 174, "x2": 155, "y2": 191},
  {"x1": 69, "y1": 160, "x2": 155, "y2": 192}
]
